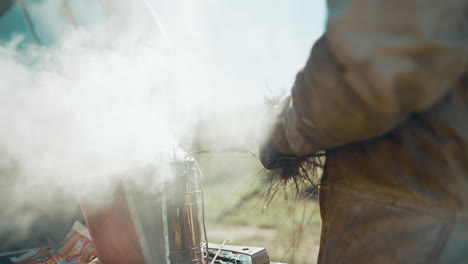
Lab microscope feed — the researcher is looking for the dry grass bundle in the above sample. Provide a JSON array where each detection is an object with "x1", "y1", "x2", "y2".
[
  {"x1": 259, "y1": 153, "x2": 325, "y2": 263},
  {"x1": 261, "y1": 153, "x2": 325, "y2": 206}
]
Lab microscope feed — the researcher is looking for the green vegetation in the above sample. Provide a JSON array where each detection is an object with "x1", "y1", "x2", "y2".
[{"x1": 196, "y1": 153, "x2": 322, "y2": 264}]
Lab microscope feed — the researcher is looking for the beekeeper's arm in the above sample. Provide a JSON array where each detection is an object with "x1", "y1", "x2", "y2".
[{"x1": 261, "y1": 0, "x2": 468, "y2": 167}]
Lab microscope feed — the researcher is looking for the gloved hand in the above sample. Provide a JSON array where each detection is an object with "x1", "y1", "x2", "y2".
[
  {"x1": 259, "y1": 119, "x2": 293, "y2": 170},
  {"x1": 259, "y1": 95, "x2": 322, "y2": 183},
  {"x1": 259, "y1": 95, "x2": 300, "y2": 170}
]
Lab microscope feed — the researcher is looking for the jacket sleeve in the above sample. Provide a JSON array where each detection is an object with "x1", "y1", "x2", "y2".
[{"x1": 273, "y1": 0, "x2": 468, "y2": 156}]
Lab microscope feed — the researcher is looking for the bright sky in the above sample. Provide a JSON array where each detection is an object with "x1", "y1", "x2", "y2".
[
  {"x1": 150, "y1": 0, "x2": 327, "y2": 109},
  {"x1": 0, "y1": 0, "x2": 327, "y2": 113}
]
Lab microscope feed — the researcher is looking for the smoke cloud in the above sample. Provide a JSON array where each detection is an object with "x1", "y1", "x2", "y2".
[
  {"x1": 0, "y1": 0, "x2": 197, "y2": 241},
  {"x1": 0, "y1": 0, "x2": 324, "y2": 247}
]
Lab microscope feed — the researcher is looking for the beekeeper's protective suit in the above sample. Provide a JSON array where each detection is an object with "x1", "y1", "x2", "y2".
[{"x1": 260, "y1": 1, "x2": 468, "y2": 263}]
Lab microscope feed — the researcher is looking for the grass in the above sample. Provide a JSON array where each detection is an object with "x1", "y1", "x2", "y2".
[{"x1": 195, "y1": 153, "x2": 322, "y2": 264}]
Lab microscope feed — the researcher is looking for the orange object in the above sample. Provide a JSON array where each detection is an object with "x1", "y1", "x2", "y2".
[{"x1": 80, "y1": 183, "x2": 146, "y2": 264}]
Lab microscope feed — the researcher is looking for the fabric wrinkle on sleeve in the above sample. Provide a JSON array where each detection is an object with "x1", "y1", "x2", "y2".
[{"x1": 274, "y1": 0, "x2": 468, "y2": 156}]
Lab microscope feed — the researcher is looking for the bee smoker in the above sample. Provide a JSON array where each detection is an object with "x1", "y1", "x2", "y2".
[
  {"x1": 124, "y1": 158, "x2": 205, "y2": 264},
  {"x1": 82, "y1": 157, "x2": 206, "y2": 264}
]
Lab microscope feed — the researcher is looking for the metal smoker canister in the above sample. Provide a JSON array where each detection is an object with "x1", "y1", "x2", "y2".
[{"x1": 124, "y1": 159, "x2": 205, "y2": 264}]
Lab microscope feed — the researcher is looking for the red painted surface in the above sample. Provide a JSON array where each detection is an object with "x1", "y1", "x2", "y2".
[{"x1": 81, "y1": 184, "x2": 146, "y2": 264}]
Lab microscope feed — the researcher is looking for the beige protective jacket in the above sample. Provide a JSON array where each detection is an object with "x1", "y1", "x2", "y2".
[{"x1": 268, "y1": 0, "x2": 468, "y2": 263}]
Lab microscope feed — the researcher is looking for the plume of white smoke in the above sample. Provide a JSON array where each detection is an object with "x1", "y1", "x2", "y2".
[
  {"x1": 0, "y1": 0, "x2": 325, "y2": 247},
  {"x1": 0, "y1": 0, "x2": 198, "y2": 239}
]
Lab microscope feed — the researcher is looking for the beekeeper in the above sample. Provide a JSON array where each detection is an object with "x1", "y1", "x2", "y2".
[{"x1": 260, "y1": 0, "x2": 468, "y2": 263}]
